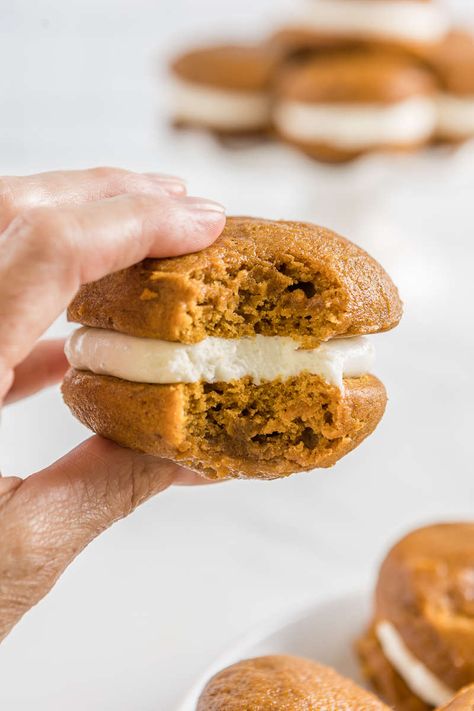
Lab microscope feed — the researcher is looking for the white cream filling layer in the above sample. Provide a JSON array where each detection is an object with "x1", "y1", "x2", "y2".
[
  {"x1": 65, "y1": 328, "x2": 374, "y2": 388},
  {"x1": 302, "y1": 0, "x2": 448, "y2": 43},
  {"x1": 274, "y1": 98, "x2": 436, "y2": 149},
  {"x1": 171, "y1": 77, "x2": 271, "y2": 130},
  {"x1": 437, "y1": 93, "x2": 474, "y2": 138},
  {"x1": 376, "y1": 622, "x2": 454, "y2": 707}
]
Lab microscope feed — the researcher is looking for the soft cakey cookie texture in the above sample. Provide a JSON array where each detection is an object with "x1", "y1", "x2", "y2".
[
  {"x1": 68, "y1": 217, "x2": 402, "y2": 346},
  {"x1": 196, "y1": 655, "x2": 390, "y2": 710},
  {"x1": 62, "y1": 371, "x2": 386, "y2": 480},
  {"x1": 357, "y1": 523, "x2": 474, "y2": 710}
]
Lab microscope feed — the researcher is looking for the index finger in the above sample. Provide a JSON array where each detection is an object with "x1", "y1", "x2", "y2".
[
  {"x1": 0, "y1": 192, "x2": 225, "y2": 398},
  {"x1": 0, "y1": 166, "x2": 186, "y2": 232}
]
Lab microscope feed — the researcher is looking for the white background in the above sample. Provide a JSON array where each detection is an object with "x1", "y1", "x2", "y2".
[{"x1": 0, "y1": 1, "x2": 473, "y2": 709}]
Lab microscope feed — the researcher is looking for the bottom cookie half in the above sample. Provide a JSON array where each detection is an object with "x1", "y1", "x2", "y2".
[
  {"x1": 281, "y1": 136, "x2": 428, "y2": 163},
  {"x1": 62, "y1": 370, "x2": 386, "y2": 480}
]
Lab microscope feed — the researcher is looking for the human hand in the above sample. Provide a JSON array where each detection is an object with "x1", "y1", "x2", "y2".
[{"x1": 0, "y1": 167, "x2": 225, "y2": 642}]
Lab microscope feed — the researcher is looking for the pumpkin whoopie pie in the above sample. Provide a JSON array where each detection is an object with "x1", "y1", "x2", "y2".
[
  {"x1": 274, "y1": 51, "x2": 437, "y2": 162},
  {"x1": 169, "y1": 44, "x2": 278, "y2": 133},
  {"x1": 427, "y1": 31, "x2": 474, "y2": 141},
  {"x1": 196, "y1": 655, "x2": 390, "y2": 710},
  {"x1": 63, "y1": 216, "x2": 402, "y2": 480},
  {"x1": 357, "y1": 523, "x2": 474, "y2": 711}
]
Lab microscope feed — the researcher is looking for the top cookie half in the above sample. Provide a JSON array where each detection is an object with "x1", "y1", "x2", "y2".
[{"x1": 68, "y1": 217, "x2": 402, "y2": 345}]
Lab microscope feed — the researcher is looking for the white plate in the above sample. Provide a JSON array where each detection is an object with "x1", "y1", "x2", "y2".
[{"x1": 177, "y1": 590, "x2": 369, "y2": 711}]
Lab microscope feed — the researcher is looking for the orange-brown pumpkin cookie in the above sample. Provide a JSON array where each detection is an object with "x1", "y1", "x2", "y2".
[
  {"x1": 268, "y1": 27, "x2": 436, "y2": 65},
  {"x1": 274, "y1": 52, "x2": 436, "y2": 162},
  {"x1": 63, "y1": 216, "x2": 402, "y2": 480},
  {"x1": 196, "y1": 655, "x2": 390, "y2": 710},
  {"x1": 357, "y1": 523, "x2": 474, "y2": 710}
]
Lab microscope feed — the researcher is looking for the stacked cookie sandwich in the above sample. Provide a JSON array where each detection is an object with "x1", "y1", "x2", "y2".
[
  {"x1": 63, "y1": 217, "x2": 401, "y2": 480},
  {"x1": 274, "y1": 50, "x2": 436, "y2": 162},
  {"x1": 169, "y1": 1, "x2": 474, "y2": 162}
]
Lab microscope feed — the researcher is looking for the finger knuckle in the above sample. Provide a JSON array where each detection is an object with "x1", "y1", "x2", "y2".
[
  {"x1": 88, "y1": 167, "x2": 154, "y2": 200},
  {"x1": 0, "y1": 518, "x2": 53, "y2": 592},
  {"x1": 71, "y1": 456, "x2": 140, "y2": 523},
  {"x1": 9, "y1": 206, "x2": 78, "y2": 264},
  {"x1": 109, "y1": 462, "x2": 146, "y2": 518},
  {"x1": 125, "y1": 192, "x2": 156, "y2": 210},
  {"x1": 102, "y1": 457, "x2": 163, "y2": 520},
  {"x1": 88, "y1": 165, "x2": 127, "y2": 183}
]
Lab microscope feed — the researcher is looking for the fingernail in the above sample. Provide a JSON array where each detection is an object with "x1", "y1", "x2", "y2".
[
  {"x1": 142, "y1": 172, "x2": 186, "y2": 197},
  {"x1": 176, "y1": 195, "x2": 226, "y2": 214}
]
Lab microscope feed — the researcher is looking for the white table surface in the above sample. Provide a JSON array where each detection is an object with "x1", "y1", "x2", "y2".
[{"x1": 0, "y1": 1, "x2": 473, "y2": 709}]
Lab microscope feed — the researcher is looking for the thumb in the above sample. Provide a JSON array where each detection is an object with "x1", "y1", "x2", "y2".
[{"x1": 0, "y1": 436, "x2": 185, "y2": 642}]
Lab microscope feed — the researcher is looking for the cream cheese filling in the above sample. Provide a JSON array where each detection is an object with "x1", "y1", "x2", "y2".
[
  {"x1": 437, "y1": 93, "x2": 474, "y2": 138},
  {"x1": 65, "y1": 328, "x2": 374, "y2": 388},
  {"x1": 171, "y1": 77, "x2": 271, "y2": 130},
  {"x1": 302, "y1": 0, "x2": 448, "y2": 43},
  {"x1": 376, "y1": 621, "x2": 455, "y2": 707},
  {"x1": 274, "y1": 98, "x2": 436, "y2": 149}
]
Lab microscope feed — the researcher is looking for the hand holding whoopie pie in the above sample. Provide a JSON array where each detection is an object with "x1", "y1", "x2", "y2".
[{"x1": 0, "y1": 166, "x2": 225, "y2": 642}]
